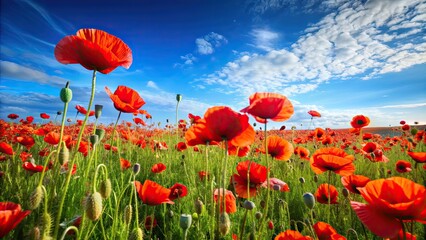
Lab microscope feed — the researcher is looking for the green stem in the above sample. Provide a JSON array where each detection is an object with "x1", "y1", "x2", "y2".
[
  {"x1": 260, "y1": 121, "x2": 270, "y2": 235},
  {"x1": 239, "y1": 209, "x2": 249, "y2": 240},
  {"x1": 59, "y1": 226, "x2": 79, "y2": 240},
  {"x1": 38, "y1": 150, "x2": 57, "y2": 187},
  {"x1": 53, "y1": 70, "x2": 97, "y2": 239}
]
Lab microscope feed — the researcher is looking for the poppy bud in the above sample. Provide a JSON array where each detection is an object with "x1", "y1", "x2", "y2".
[
  {"x1": 302, "y1": 192, "x2": 315, "y2": 209},
  {"x1": 95, "y1": 104, "x2": 103, "y2": 119},
  {"x1": 95, "y1": 128, "x2": 105, "y2": 141},
  {"x1": 255, "y1": 211, "x2": 262, "y2": 219},
  {"x1": 260, "y1": 200, "x2": 266, "y2": 209},
  {"x1": 30, "y1": 226, "x2": 41, "y2": 240},
  {"x1": 194, "y1": 198, "x2": 204, "y2": 215},
  {"x1": 90, "y1": 134, "x2": 99, "y2": 145},
  {"x1": 179, "y1": 214, "x2": 192, "y2": 230},
  {"x1": 29, "y1": 185, "x2": 44, "y2": 210},
  {"x1": 268, "y1": 220, "x2": 274, "y2": 230},
  {"x1": 57, "y1": 111, "x2": 62, "y2": 115},
  {"x1": 243, "y1": 200, "x2": 256, "y2": 210},
  {"x1": 167, "y1": 209, "x2": 174, "y2": 218},
  {"x1": 129, "y1": 227, "x2": 143, "y2": 240},
  {"x1": 299, "y1": 177, "x2": 305, "y2": 184},
  {"x1": 42, "y1": 212, "x2": 52, "y2": 238},
  {"x1": 84, "y1": 192, "x2": 103, "y2": 221},
  {"x1": 410, "y1": 128, "x2": 418, "y2": 136},
  {"x1": 192, "y1": 212, "x2": 199, "y2": 221},
  {"x1": 219, "y1": 212, "x2": 230, "y2": 236},
  {"x1": 123, "y1": 205, "x2": 132, "y2": 225},
  {"x1": 176, "y1": 94, "x2": 182, "y2": 103},
  {"x1": 58, "y1": 142, "x2": 69, "y2": 165},
  {"x1": 133, "y1": 163, "x2": 140, "y2": 175},
  {"x1": 313, "y1": 175, "x2": 319, "y2": 182},
  {"x1": 99, "y1": 178, "x2": 112, "y2": 199},
  {"x1": 342, "y1": 188, "x2": 350, "y2": 198},
  {"x1": 60, "y1": 81, "x2": 73, "y2": 103}
]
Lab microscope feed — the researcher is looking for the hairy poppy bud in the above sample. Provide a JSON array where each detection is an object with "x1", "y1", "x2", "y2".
[
  {"x1": 90, "y1": 134, "x2": 99, "y2": 145},
  {"x1": 29, "y1": 186, "x2": 44, "y2": 209},
  {"x1": 342, "y1": 188, "x2": 350, "y2": 198},
  {"x1": 299, "y1": 177, "x2": 305, "y2": 184},
  {"x1": 30, "y1": 226, "x2": 41, "y2": 240},
  {"x1": 255, "y1": 211, "x2": 262, "y2": 219},
  {"x1": 123, "y1": 205, "x2": 132, "y2": 225},
  {"x1": 99, "y1": 179, "x2": 112, "y2": 199},
  {"x1": 218, "y1": 212, "x2": 230, "y2": 236},
  {"x1": 302, "y1": 192, "x2": 315, "y2": 209},
  {"x1": 95, "y1": 104, "x2": 103, "y2": 119},
  {"x1": 313, "y1": 175, "x2": 319, "y2": 182},
  {"x1": 42, "y1": 212, "x2": 52, "y2": 239},
  {"x1": 176, "y1": 94, "x2": 182, "y2": 103},
  {"x1": 180, "y1": 214, "x2": 192, "y2": 230},
  {"x1": 129, "y1": 227, "x2": 143, "y2": 240},
  {"x1": 133, "y1": 163, "x2": 140, "y2": 175},
  {"x1": 85, "y1": 192, "x2": 103, "y2": 221},
  {"x1": 58, "y1": 142, "x2": 69, "y2": 165},
  {"x1": 60, "y1": 81, "x2": 73, "y2": 103},
  {"x1": 194, "y1": 198, "x2": 204, "y2": 215}
]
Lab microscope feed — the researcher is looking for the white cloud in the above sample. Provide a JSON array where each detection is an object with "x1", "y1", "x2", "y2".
[
  {"x1": 0, "y1": 60, "x2": 67, "y2": 88},
  {"x1": 250, "y1": 28, "x2": 279, "y2": 51},
  {"x1": 196, "y1": 0, "x2": 426, "y2": 97},
  {"x1": 146, "y1": 80, "x2": 159, "y2": 90},
  {"x1": 196, "y1": 32, "x2": 228, "y2": 55}
]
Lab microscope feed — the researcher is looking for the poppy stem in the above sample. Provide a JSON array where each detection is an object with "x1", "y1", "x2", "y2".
[
  {"x1": 400, "y1": 219, "x2": 407, "y2": 240},
  {"x1": 260, "y1": 121, "x2": 270, "y2": 236},
  {"x1": 53, "y1": 70, "x2": 97, "y2": 240},
  {"x1": 239, "y1": 208, "x2": 249, "y2": 240},
  {"x1": 222, "y1": 140, "x2": 229, "y2": 219}
]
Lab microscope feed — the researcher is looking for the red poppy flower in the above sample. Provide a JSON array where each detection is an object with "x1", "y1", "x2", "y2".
[
  {"x1": 0, "y1": 142, "x2": 14, "y2": 155},
  {"x1": 0, "y1": 202, "x2": 31, "y2": 238},
  {"x1": 175, "y1": 142, "x2": 187, "y2": 151},
  {"x1": 75, "y1": 105, "x2": 95, "y2": 116},
  {"x1": 341, "y1": 175, "x2": 370, "y2": 194},
  {"x1": 134, "y1": 180, "x2": 174, "y2": 206},
  {"x1": 144, "y1": 215, "x2": 157, "y2": 230},
  {"x1": 44, "y1": 131, "x2": 60, "y2": 145},
  {"x1": 105, "y1": 86, "x2": 145, "y2": 113},
  {"x1": 104, "y1": 144, "x2": 118, "y2": 152},
  {"x1": 188, "y1": 113, "x2": 201, "y2": 124},
  {"x1": 231, "y1": 160, "x2": 268, "y2": 198},
  {"x1": 294, "y1": 146, "x2": 310, "y2": 160},
  {"x1": 399, "y1": 120, "x2": 406, "y2": 125},
  {"x1": 262, "y1": 177, "x2": 290, "y2": 192},
  {"x1": 395, "y1": 160, "x2": 412, "y2": 173},
  {"x1": 61, "y1": 162, "x2": 77, "y2": 175},
  {"x1": 227, "y1": 142, "x2": 250, "y2": 157},
  {"x1": 133, "y1": 117, "x2": 146, "y2": 126},
  {"x1": 120, "y1": 158, "x2": 131, "y2": 170},
  {"x1": 151, "y1": 163, "x2": 167, "y2": 174},
  {"x1": 313, "y1": 221, "x2": 345, "y2": 240},
  {"x1": 169, "y1": 183, "x2": 188, "y2": 200},
  {"x1": 362, "y1": 132, "x2": 373, "y2": 140},
  {"x1": 16, "y1": 136, "x2": 35, "y2": 150},
  {"x1": 386, "y1": 229, "x2": 416, "y2": 240},
  {"x1": 351, "y1": 177, "x2": 426, "y2": 238},
  {"x1": 213, "y1": 188, "x2": 237, "y2": 214},
  {"x1": 185, "y1": 119, "x2": 218, "y2": 146},
  {"x1": 7, "y1": 113, "x2": 19, "y2": 120},
  {"x1": 198, "y1": 171, "x2": 210, "y2": 181},
  {"x1": 55, "y1": 28, "x2": 132, "y2": 74},
  {"x1": 407, "y1": 151, "x2": 426, "y2": 163},
  {"x1": 401, "y1": 124, "x2": 410, "y2": 131},
  {"x1": 19, "y1": 152, "x2": 32, "y2": 162},
  {"x1": 308, "y1": 110, "x2": 321, "y2": 118},
  {"x1": 258, "y1": 135, "x2": 293, "y2": 161},
  {"x1": 315, "y1": 184, "x2": 338, "y2": 204},
  {"x1": 40, "y1": 113, "x2": 50, "y2": 119},
  {"x1": 310, "y1": 147, "x2": 355, "y2": 176},
  {"x1": 274, "y1": 230, "x2": 313, "y2": 240},
  {"x1": 22, "y1": 162, "x2": 47, "y2": 173},
  {"x1": 361, "y1": 142, "x2": 389, "y2": 162},
  {"x1": 241, "y1": 92, "x2": 294, "y2": 123},
  {"x1": 350, "y1": 115, "x2": 370, "y2": 128}
]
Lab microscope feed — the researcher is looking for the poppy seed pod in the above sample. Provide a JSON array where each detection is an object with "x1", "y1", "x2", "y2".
[
  {"x1": 89, "y1": 134, "x2": 99, "y2": 145},
  {"x1": 133, "y1": 163, "x2": 140, "y2": 175},
  {"x1": 255, "y1": 211, "x2": 263, "y2": 219},
  {"x1": 176, "y1": 94, "x2": 182, "y2": 103},
  {"x1": 243, "y1": 200, "x2": 256, "y2": 210},
  {"x1": 95, "y1": 104, "x2": 103, "y2": 119},
  {"x1": 42, "y1": 212, "x2": 52, "y2": 238},
  {"x1": 302, "y1": 192, "x2": 315, "y2": 209},
  {"x1": 299, "y1": 177, "x2": 306, "y2": 184},
  {"x1": 313, "y1": 175, "x2": 319, "y2": 182},
  {"x1": 58, "y1": 142, "x2": 69, "y2": 165},
  {"x1": 95, "y1": 128, "x2": 105, "y2": 141},
  {"x1": 29, "y1": 186, "x2": 44, "y2": 210},
  {"x1": 57, "y1": 111, "x2": 62, "y2": 115},
  {"x1": 219, "y1": 212, "x2": 230, "y2": 236},
  {"x1": 84, "y1": 192, "x2": 103, "y2": 221},
  {"x1": 342, "y1": 188, "x2": 350, "y2": 198},
  {"x1": 179, "y1": 214, "x2": 192, "y2": 230},
  {"x1": 60, "y1": 81, "x2": 73, "y2": 103}
]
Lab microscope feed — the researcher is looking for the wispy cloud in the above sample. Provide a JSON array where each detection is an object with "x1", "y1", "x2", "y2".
[
  {"x1": 197, "y1": 0, "x2": 426, "y2": 97},
  {"x1": 146, "y1": 80, "x2": 159, "y2": 90},
  {"x1": 378, "y1": 103, "x2": 426, "y2": 109},
  {"x1": 250, "y1": 28, "x2": 279, "y2": 51}
]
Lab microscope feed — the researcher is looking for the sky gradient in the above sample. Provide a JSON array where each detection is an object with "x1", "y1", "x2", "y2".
[{"x1": 1, "y1": 0, "x2": 425, "y2": 129}]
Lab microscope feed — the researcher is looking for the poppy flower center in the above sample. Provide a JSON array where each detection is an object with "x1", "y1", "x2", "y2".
[{"x1": 357, "y1": 119, "x2": 365, "y2": 124}]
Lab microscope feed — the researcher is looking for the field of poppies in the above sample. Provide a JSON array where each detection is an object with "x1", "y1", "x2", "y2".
[{"x1": 1, "y1": 29, "x2": 425, "y2": 240}]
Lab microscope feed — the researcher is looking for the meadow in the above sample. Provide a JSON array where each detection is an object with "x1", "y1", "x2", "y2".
[{"x1": 1, "y1": 28, "x2": 425, "y2": 240}]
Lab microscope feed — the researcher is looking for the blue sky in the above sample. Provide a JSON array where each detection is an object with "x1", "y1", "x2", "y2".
[{"x1": 1, "y1": 0, "x2": 425, "y2": 129}]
